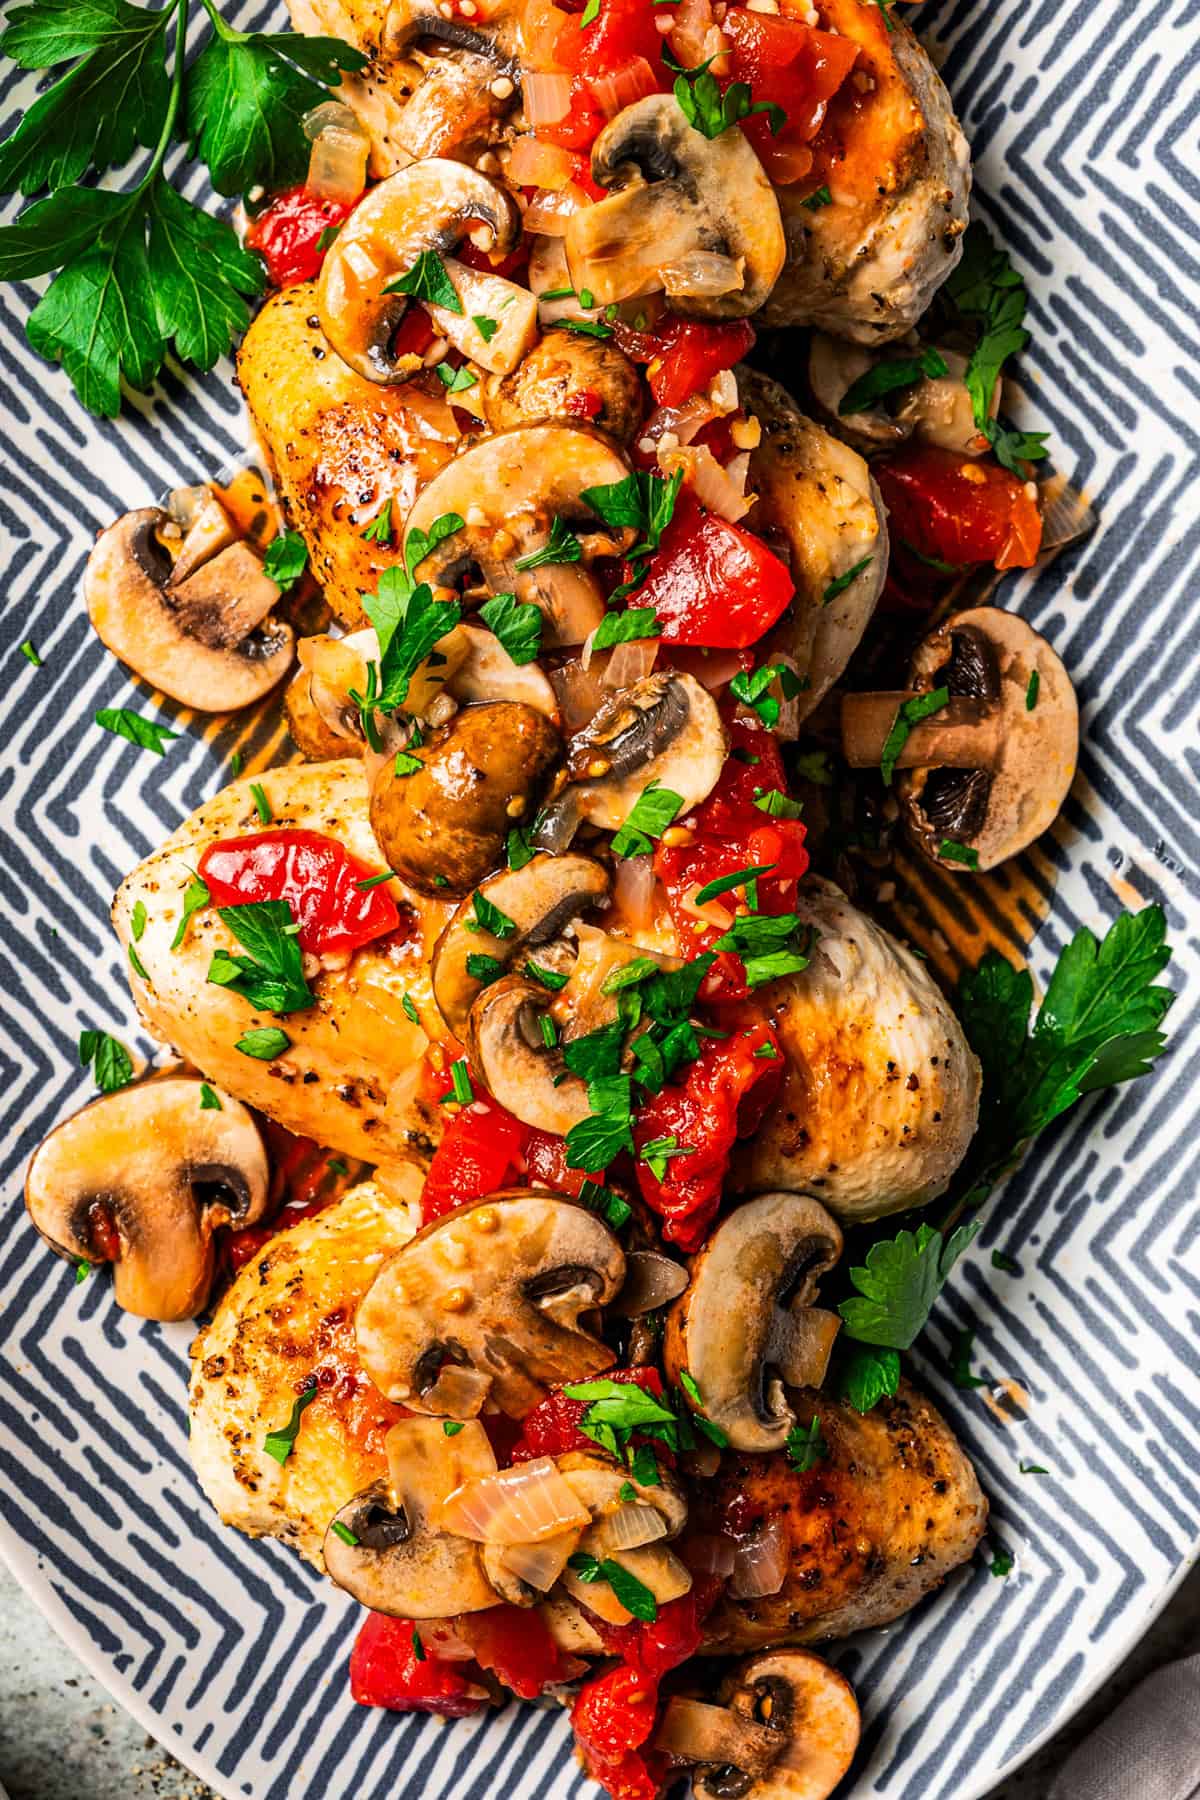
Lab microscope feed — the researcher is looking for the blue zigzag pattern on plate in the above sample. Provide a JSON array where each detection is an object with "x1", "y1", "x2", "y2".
[{"x1": 0, "y1": 0, "x2": 1197, "y2": 1794}]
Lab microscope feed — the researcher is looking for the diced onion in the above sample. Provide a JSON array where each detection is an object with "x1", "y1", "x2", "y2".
[
  {"x1": 549, "y1": 656, "x2": 609, "y2": 732},
  {"x1": 602, "y1": 636, "x2": 660, "y2": 689},
  {"x1": 509, "y1": 131, "x2": 575, "y2": 189},
  {"x1": 589, "y1": 55, "x2": 659, "y2": 118},
  {"x1": 522, "y1": 70, "x2": 573, "y2": 126},
  {"x1": 730, "y1": 1518, "x2": 789, "y2": 1598},
  {"x1": 684, "y1": 1532, "x2": 737, "y2": 1577},
  {"x1": 638, "y1": 392, "x2": 718, "y2": 454},
  {"x1": 497, "y1": 1529, "x2": 581, "y2": 1593},
  {"x1": 521, "y1": 0, "x2": 572, "y2": 68},
  {"x1": 524, "y1": 183, "x2": 589, "y2": 235},
  {"x1": 439, "y1": 1457, "x2": 592, "y2": 1544},
  {"x1": 661, "y1": 444, "x2": 752, "y2": 522},
  {"x1": 422, "y1": 1362, "x2": 494, "y2": 1417},
  {"x1": 589, "y1": 1504, "x2": 669, "y2": 1556},
  {"x1": 612, "y1": 852, "x2": 657, "y2": 934},
  {"x1": 662, "y1": 250, "x2": 744, "y2": 300},
  {"x1": 304, "y1": 104, "x2": 369, "y2": 203}
]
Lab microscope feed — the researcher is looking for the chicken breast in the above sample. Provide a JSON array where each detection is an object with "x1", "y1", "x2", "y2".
[
  {"x1": 238, "y1": 286, "x2": 458, "y2": 627},
  {"x1": 740, "y1": 366, "x2": 887, "y2": 723},
  {"x1": 731, "y1": 879, "x2": 981, "y2": 1219},
  {"x1": 699, "y1": 1381, "x2": 987, "y2": 1650},
  {"x1": 112, "y1": 760, "x2": 454, "y2": 1163},
  {"x1": 189, "y1": 1179, "x2": 416, "y2": 1565},
  {"x1": 762, "y1": 0, "x2": 970, "y2": 341}
]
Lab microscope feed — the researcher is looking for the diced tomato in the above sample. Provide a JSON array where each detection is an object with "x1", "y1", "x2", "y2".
[
  {"x1": 591, "y1": 1577, "x2": 724, "y2": 1679},
  {"x1": 460, "y1": 1604, "x2": 577, "y2": 1698},
  {"x1": 457, "y1": 235, "x2": 533, "y2": 283},
  {"x1": 421, "y1": 1091, "x2": 529, "y2": 1223},
  {"x1": 533, "y1": 76, "x2": 608, "y2": 152},
  {"x1": 198, "y1": 830, "x2": 399, "y2": 957},
  {"x1": 873, "y1": 445, "x2": 1044, "y2": 570},
  {"x1": 350, "y1": 1613, "x2": 488, "y2": 1717},
  {"x1": 632, "y1": 1019, "x2": 783, "y2": 1251},
  {"x1": 556, "y1": 0, "x2": 664, "y2": 86},
  {"x1": 510, "y1": 1367, "x2": 663, "y2": 1462},
  {"x1": 645, "y1": 318, "x2": 755, "y2": 410},
  {"x1": 523, "y1": 1125, "x2": 591, "y2": 1198},
  {"x1": 631, "y1": 494, "x2": 794, "y2": 650},
  {"x1": 723, "y1": 10, "x2": 858, "y2": 183},
  {"x1": 245, "y1": 185, "x2": 360, "y2": 289}
]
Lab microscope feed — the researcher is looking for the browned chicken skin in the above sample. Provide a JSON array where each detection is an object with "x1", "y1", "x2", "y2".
[{"x1": 699, "y1": 1382, "x2": 987, "y2": 1651}]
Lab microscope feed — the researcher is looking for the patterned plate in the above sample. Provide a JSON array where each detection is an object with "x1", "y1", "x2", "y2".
[{"x1": 1, "y1": 0, "x2": 1197, "y2": 1795}]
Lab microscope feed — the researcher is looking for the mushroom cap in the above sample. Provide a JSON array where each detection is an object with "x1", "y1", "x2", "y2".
[
  {"x1": 481, "y1": 334, "x2": 645, "y2": 443},
  {"x1": 807, "y1": 335, "x2": 995, "y2": 457},
  {"x1": 559, "y1": 1449, "x2": 689, "y2": 1545},
  {"x1": 323, "y1": 1415, "x2": 501, "y2": 1616},
  {"x1": 26, "y1": 1078, "x2": 269, "y2": 1320},
  {"x1": 710, "y1": 1650, "x2": 861, "y2": 1800},
  {"x1": 85, "y1": 509, "x2": 294, "y2": 713},
  {"x1": 369, "y1": 700, "x2": 563, "y2": 898},
  {"x1": 900, "y1": 606, "x2": 1079, "y2": 871},
  {"x1": 466, "y1": 972, "x2": 594, "y2": 1136},
  {"x1": 431, "y1": 852, "x2": 611, "y2": 1040},
  {"x1": 565, "y1": 93, "x2": 785, "y2": 318},
  {"x1": 535, "y1": 670, "x2": 728, "y2": 850},
  {"x1": 663, "y1": 1193, "x2": 843, "y2": 1453},
  {"x1": 384, "y1": 0, "x2": 521, "y2": 67},
  {"x1": 401, "y1": 424, "x2": 636, "y2": 647},
  {"x1": 355, "y1": 1192, "x2": 625, "y2": 1418},
  {"x1": 317, "y1": 159, "x2": 521, "y2": 381},
  {"x1": 739, "y1": 368, "x2": 887, "y2": 726}
]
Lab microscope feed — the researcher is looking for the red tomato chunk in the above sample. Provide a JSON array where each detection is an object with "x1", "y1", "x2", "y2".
[
  {"x1": 245, "y1": 185, "x2": 359, "y2": 288},
  {"x1": 873, "y1": 445, "x2": 1043, "y2": 570},
  {"x1": 199, "y1": 830, "x2": 399, "y2": 957},
  {"x1": 634, "y1": 495, "x2": 794, "y2": 650},
  {"x1": 350, "y1": 1614, "x2": 487, "y2": 1717}
]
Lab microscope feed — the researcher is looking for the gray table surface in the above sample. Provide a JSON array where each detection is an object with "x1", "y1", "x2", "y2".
[{"x1": 2, "y1": 1560, "x2": 1197, "y2": 1800}]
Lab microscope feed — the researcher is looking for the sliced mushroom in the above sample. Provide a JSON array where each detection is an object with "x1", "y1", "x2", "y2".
[
  {"x1": 466, "y1": 972, "x2": 593, "y2": 1136},
  {"x1": 564, "y1": 94, "x2": 785, "y2": 318},
  {"x1": 283, "y1": 663, "x2": 357, "y2": 761},
  {"x1": 401, "y1": 425, "x2": 637, "y2": 647},
  {"x1": 383, "y1": 0, "x2": 520, "y2": 161},
  {"x1": 323, "y1": 1416, "x2": 501, "y2": 1615},
  {"x1": 85, "y1": 508, "x2": 294, "y2": 712},
  {"x1": 560, "y1": 1541, "x2": 694, "y2": 1624},
  {"x1": 561, "y1": 1449, "x2": 689, "y2": 1551},
  {"x1": 482, "y1": 335, "x2": 645, "y2": 444},
  {"x1": 808, "y1": 335, "x2": 997, "y2": 457},
  {"x1": 448, "y1": 623, "x2": 561, "y2": 717},
  {"x1": 317, "y1": 160, "x2": 531, "y2": 381},
  {"x1": 739, "y1": 367, "x2": 887, "y2": 727},
  {"x1": 431, "y1": 852, "x2": 611, "y2": 1041},
  {"x1": 655, "y1": 1652, "x2": 860, "y2": 1800},
  {"x1": 840, "y1": 606, "x2": 1079, "y2": 871},
  {"x1": 370, "y1": 700, "x2": 562, "y2": 898},
  {"x1": 663, "y1": 1194, "x2": 843, "y2": 1454},
  {"x1": 355, "y1": 1192, "x2": 624, "y2": 1416},
  {"x1": 535, "y1": 671, "x2": 727, "y2": 852},
  {"x1": 25, "y1": 1078, "x2": 269, "y2": 1320}
]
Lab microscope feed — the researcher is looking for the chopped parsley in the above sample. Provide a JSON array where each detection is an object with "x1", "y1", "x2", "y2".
[
  {"x1": 677, "y1": 1370, "x2": 728, "y2": 1447},
  {"x1": 443, "y1": 1421, "x2": 465, "y2": 1436},
  {"x1": 466, "y1": 952, "x2": 505, "y2": 986},
  {"x1": 752, "y1": 787, "x2": 804, "y2": 820},
  {"x1": 948, "y1": 1327, "x2": 986, "y2": 1390},
  {"x1": 1025, "y1": 669, "x2": 1040, "y2": 711},
  {"x1": 610, "y1": 781, "x2": 684, "y2": 858},
  {"x1": 991, "y1": 1249, "x2": 1020, "y2": 1274},
  {"x1": 355, "y1": 870, "x2": 394, "y2": 890},
  {"x1": 446, "y1": 1061, "x2": 474, "y2": 1104},
  {"x1": 207, "y1": 900, "x2": 314, "y2": 1014},
  {"x1": 822, "y1": 556, "x2": 873, "y2": 605},
  {"x1": 401, "y1": 994, "x2": 420, "y2": 1024},
  {"x1": 361, "y1": 501, "x2": 393, "y2": 545},
  {"x1": 839, "y1": 347, "x2": 948, "y2": 417},
  {"x1": 78, "y1": 1028, "x2": 133, "y2": 1093},
  {"x1": 592, "y1": 607, "x2": 661, "y2": 650},
  {"x1": 466, "y1": 891, "x2": 517, "y2": 938},
  {"x1": 20, "y1": 639, "x2": 41, "y2": 667},
  {"x1": 393, "y1": 749, "x2": 423, "y2": 777},
  {"x1": 729, "y1": 662, "x2": 802, "y2": 728},
  {"x1": 262, "y1": 1385, "x2": 317, "y2": 1464},
  {"x1": 506, "y1": 825, "x2": 536, "y2": 871},
  {"x1": 943, "y1": 222, "x2": 1051, "y2": 475},
  {"x1": 839, "y1": 1222, "x2": 980, "y2": 1351},
  {"x1": 940, "y1": 838, "x2": 980, "y2": 868},
  {"x1": 513, "y1": 515, "x2": 582, "y2": 572},
  {"x1": 250, "y1": 781, "x2": 272, "y2": 824},
  {"x1": 128, "y1": 943, "x2": 149, "y2": 981},
  {"x1": 95, "y1": 708, "x2": 178, "y2": 756},
  {"x1": 436, "y1": 360, "x2": 478, "y2": 394},
  {"x1": 833, "y1": 1344, "x2": 901, "y2": 1415},
  {"x1": 479, "y1": 591, "x2": 543, "y2": 665},
  {"x1": 130, "y1": 900, "x2": 147, "y2": 941},
  {"x1": 712, "y1": 910, "x2": 813, "y2": 988},
  {"x1": 567, "y1": 1551, "x2": 658, "y2": 1622},
  {"x1": 330, "y1": 1519, "x2": 358, "y2": 1546},
  {"x1": 693, "y1": 863, "x2": 776, "y2": 907},
  {"x1": 547, "y1": 317, "x2": 613, "y2": 339},
  {"x1": 785, "y1": 1416, "x2": 828, "y2": 1472},
  {"x1": 639, "y1": 1133, "x2": 695, "y2": 1184},
  {"x1": 262, "y1": 530, "x2": 308, "y2": 592},
  {"x1": 879, "y1": 686, "x2": 950, "y2": 786},
  {"x1": 384, "y1": 249, "x2": 462, "y2": 313},
  {"x1": 670, "y1": 50, "x2": 786, "y2": 140},
  {"x1": 472, "y1": 313, "x2": 499, "y2": 343},
  {"x1": 235, "y1": 1026, "x2": 292, "y2": 1060},
  {"x1": 526, "y1": 958, "x2": 569, "y2": 991},
  {"x1": 198, "y1": 1082, "x2": 222, "y2": 1110},
  {"x1": 801, "y1": 185, "x2": 832, "y2": 210}
]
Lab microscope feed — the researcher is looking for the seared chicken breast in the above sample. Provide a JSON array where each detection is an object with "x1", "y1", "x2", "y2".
[
  {"x1": 239, "y1": 286, "x2": 458, "y2": 627},
  {"x1": 700, "y1": 1381, "x2": 987, "y2": 1650},
  {"x1": 189, "y1": 1180, "x2": 416, "y2": 1564},
  {"x1": 732, "y1": 879, "x2": 981, "y2": 1219},
  {"x1": 112, "y1": 760, "x2": 454, "y2": 1163},
  {"x1": 764, "y1": 0, "x2": 970, "y2": 341}
]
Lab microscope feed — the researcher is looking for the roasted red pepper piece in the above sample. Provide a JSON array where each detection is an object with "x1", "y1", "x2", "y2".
[
  {"x1": 199, "y1": 830, "x2": 399, "y2": 957},
  {"x1": 349, "y1": 1613, "x2": 488, "y2": 1717},
  {"x1": 873, "y1": 445, "x2": 1043, "y2": 570},
  {"x1": 632, "y1": 494, "x2": 794, "y2": 650},
  {"x1": 420, "y1": 1091, "x2": 529, "y2": 1223},
  {"x1": 245, "y1": 185, "x2": 360, "y2": 288}
]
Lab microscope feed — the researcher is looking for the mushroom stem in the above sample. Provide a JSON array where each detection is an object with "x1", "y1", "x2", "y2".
[{"x1": 840, "y1": 692, "x2": 1001, "y2": 770}]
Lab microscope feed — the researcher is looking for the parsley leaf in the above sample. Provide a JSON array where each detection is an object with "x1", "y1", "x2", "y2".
[
  {"x1": 436, "y1": 360, "x2": 478, "y2": 394},
  {"x1": 262, "y1": 1384, "x2": 317, "y2": 1464},
  {"x1": 199, "y1": 1081, "x2": 222, "y2": 1110},
  {"x1": 467, "y1": 891, "x2": 517, "y2": 939},
  {"x1": 567, "y1": 1551, "x2": 658, "y2": 1622},
  {"x1": 838, "y1": 1221, "x2": 981, "y2": 1350},
  {"x1": 78, "y1": 1028, "x2": 134, "y2": 1093},
  {"x1": 472, "y1": 313, "x2": 499, "y2": 343},
  {"x1": 639, "y1": 1133, "x2": 695, "y2": 1184},
  {"x1": 839, "y1": 347, "x2": 948, "y2": 416},
  {"x1": 262, "y1": 528, "x2": 308, "y2": 592},
  {"x1": 822, "y1": 556, "x2": 873, "y2": 605},
  {"x1": 693, "y1": 863, "x2": 776, "y2": 907},
  {"x1": 384, "y1": 248, "x2": 463, "y2": 314},
  {"x1": 785, "y1": 1416, "x2": 828, "y2": 1472},
  {"x1": 513, "y1": 515, "x2": 583, "y2": 572},
  {"x1": 20, "y1": 639, "x2": 42, "y2": 667},
  {"x1": 801, "y1": 184, "x2": 832, "y2": 210},
  {"x1": 833, "y1": 1344, "x2": 900, "y2": 1414},
  {"x1": 947, "y1": 1327, "x2": 985, "y2": 1390},
  {"x1": 581, "y1": 467, "x2": 681, "y2": 556},
  {"x1": 360, "y1": 501, "x2": 393, "y2": 545},
  {"x1": 592, "y1": 607, "x2": 661, "y2": 650},
  {"x1": 611, "y1": 781, "x2": 684, "y2": 858},
  {"x1": 507, "y1": 825, "x2": 535, "y2": 871},
  {"x1": 671, "y1": 52, "x2": 785, "y2": 141},
  {"x1": 361, "y1": 572, "x2": 462, "y2": 715},
  {"x1": 235, "y1": 1025, "x2": 291, "y2": 1059},
  {"x1": 939, "y1": 838, "x2": 979, "y2": 868},
  {"x1": 466, "y1": 952, "x2": 505, "y2": 986},
  {"x1": 879, "y1": 686, "x2": 950, "y2": 786},
  {"x1": 943, "y1": 222, "x2": 1050, "y2": 470},
  {"x1": 96, "y1": 707, "x2": 178, "y2": 756},
  {"x1": 479, "y1": 591, "x2": 543, "y2": 666},
  {"x1": 207, "y1": 900, "x2": 315, "y2": 1015},
  {"x1": 729, "y1": 661, "x2": 801, "y2": 728},
  {"x1": 171, "y1": 872, "x2": 210, "y2": 950}
]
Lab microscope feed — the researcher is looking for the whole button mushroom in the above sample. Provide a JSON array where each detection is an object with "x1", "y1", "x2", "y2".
[
  {"x1": 323, "y1": 1416, "x2": 503, "y2": 1617},
  {"x1": 564, "y1": 93, "x2": 786, "y2": 318},
  {"x1": 25, "y1": 1078, "x2": 269, "y2": 1320},
  {"x1": 368, "y1": 699, "x2": 562, "y2": 898},
  {"x1": 664, "y1": 1193, "x2": 844, "y2": 1454},
  {"x1": 401, "y1": 423, "x2": 638, "y2": 648},
  {"x1": 840, "y1": 606, "x2": 1079, "y2": 871},
  {"x1": 654, "y1": 1651, "x2": 861, "y2": 1800},
  {"x1": 355, "y1": 1193, "x2": 625, "y2": 1418},
  {"x1": 85, "y1": 505, "x2": 294, "y2": 712}
]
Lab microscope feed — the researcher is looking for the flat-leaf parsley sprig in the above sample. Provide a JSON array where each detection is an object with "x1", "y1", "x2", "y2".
[{"x1": 0, "y1": 0, "x2": 366, "y2": 414}]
